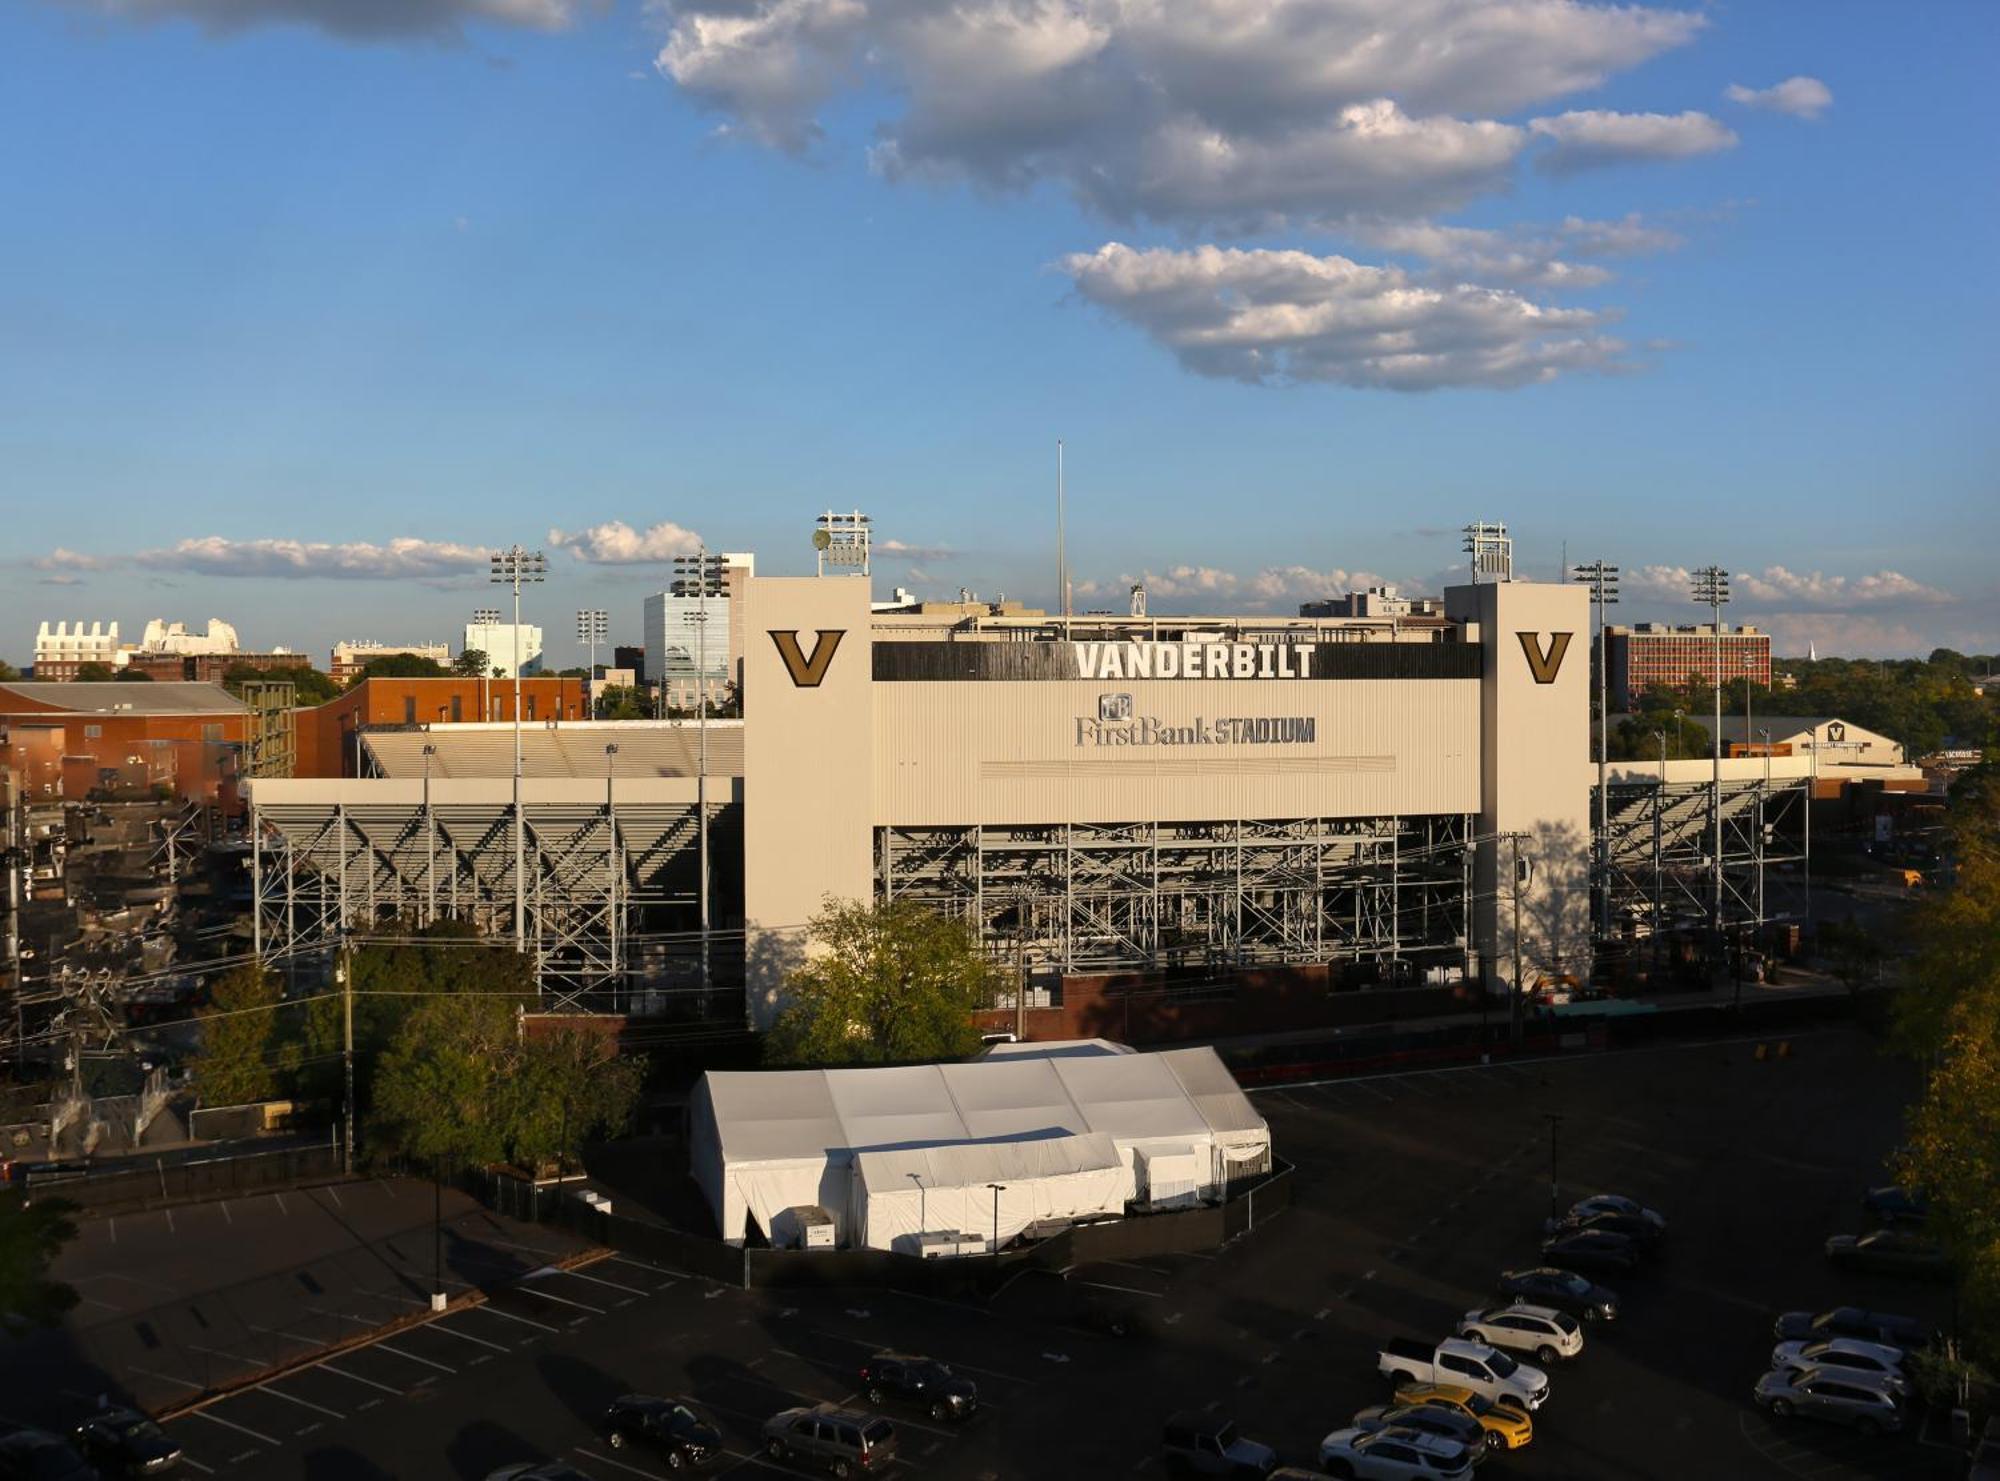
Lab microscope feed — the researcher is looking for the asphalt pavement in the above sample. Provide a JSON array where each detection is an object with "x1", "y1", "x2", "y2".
[{"x1": 59, "y1": 1022, "x2": 1965, "y2": 1480}]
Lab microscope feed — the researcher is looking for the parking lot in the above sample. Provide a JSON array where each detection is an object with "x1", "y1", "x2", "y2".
[{"x1": 134, "y1": 1025, "x2": 1965, "y2": 1479}]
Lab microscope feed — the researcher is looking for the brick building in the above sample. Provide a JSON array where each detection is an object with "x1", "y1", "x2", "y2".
[
  {"x1": 0, "y1": 681, "x2": 250, "y2": 803},
  {"x1": 1606, "y1": 623, "x2": 1771, "y2": 710},
  {"x1": 293, "y1": 675, "x2": 592, "y2": 777}
]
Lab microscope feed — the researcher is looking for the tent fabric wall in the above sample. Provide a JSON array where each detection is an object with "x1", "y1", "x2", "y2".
[
  {"x1": 691, "y1": 1046, "x2": 1269, "y2": 1246},
  {"x1": 849, "y1": 1133, "x2": 1132, "y2": 1254}
]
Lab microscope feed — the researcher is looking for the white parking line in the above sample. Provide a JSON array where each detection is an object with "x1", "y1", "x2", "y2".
[
  {"x1": 193, "y1": 1410, "x2": 279, "y2": 1447},
  {"x1": 371, "y1": 1340, "x2": 456, "y2": 1373},
  {"x1": 518, "y1": 1285, "x2": 607, "y2": 1315},
  {"x1": 426, "y1": 1320, "x2": 510, "y2": 1352},
  {"x1": 469, "y1": 1303, "x2": 561, "y2": 1334},
  {"x1": 315, "y1": 1362, "x2": 404, "y2": 1396},
  {"x1": 130, "y1": 1367, "x2": 204, "y2": 1392},
  {"x1": 574, "y1": 1446, "x2": 668, "y2": 1480},
  {"x1": 256, "y1": 1384, "x2": 346, "y2": 1420},
  {"x1": 550, "y1": 1267, "x2": 649, "y2": 1296},
  {"x1": 176, "y1": 1455, "x2": 215, "y2": 1475}
]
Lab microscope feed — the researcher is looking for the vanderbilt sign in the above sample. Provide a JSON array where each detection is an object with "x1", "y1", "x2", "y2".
[{"x1": 1074, "y1": 640, "x2": 1315, "y2": 681}]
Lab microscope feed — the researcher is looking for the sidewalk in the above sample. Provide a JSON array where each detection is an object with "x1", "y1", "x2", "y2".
[{"x1": 10, "y1": 1176, "x2": 590, "y2": 1421}]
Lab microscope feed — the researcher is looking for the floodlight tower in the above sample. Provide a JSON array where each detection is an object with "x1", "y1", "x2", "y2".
[
  {"x1": 1572, "y1": 560, "x2": 1619, "y2": 937},
  {"x1": 577, "y1": 609, "x2": 608, "y2": 678},
  {"x1": 490, "y1": 546, "x2": 546, "y2": 954},
  {"x1": 672, "y1": 548, "x2": 726, "y2": 1003},
  {"x1": 1691, "y1": 564, "x2": 1731, "y2": 970}
]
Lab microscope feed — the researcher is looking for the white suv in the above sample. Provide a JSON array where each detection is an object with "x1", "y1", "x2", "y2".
[
  {"x1": 1318, "y1": 1426, "x2": 1475, "y2": 1480},
  {"x1": 1457, "y1": 1303, "x2": 1584, "y2": 1365}
]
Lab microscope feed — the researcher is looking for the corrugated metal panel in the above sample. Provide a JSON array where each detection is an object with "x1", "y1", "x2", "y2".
[
  {"x1": 873, "y1": 678, "x2": 1480, "y2": 825},
  {"x1": 872, "y1": 641, "x2": 1481, "y2": 682}
]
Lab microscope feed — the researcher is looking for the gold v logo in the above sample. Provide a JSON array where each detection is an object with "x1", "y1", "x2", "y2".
[
  {"x1": 1517, "y1": 630, "x2": 1573, "y2": 685},
  {"x1": 769, "y1": 629, "x2": 845, "y2": 688}
]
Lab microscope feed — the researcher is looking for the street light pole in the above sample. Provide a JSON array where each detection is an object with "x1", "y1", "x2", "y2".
[
  {"x1": 909, "y1": 1172, "x2": 927, "y2": 1238},
  {"x1": 490, "y1": 547, "x2": 547, "y2": 959},
  {"x1": 1691, "y1": 566, "x2": 1730, "y2": 982},
  {"x1": 432, "y1": 1155, "x2": 446, "y2": 1312},
  {"x1": 606, "y1": 744, "x2": 620, "y2": 1009},
  {"x1": 422, "y1": 743, "x2": 437, "y2": 926},
  {"x1": 986, "y1": 1182, "x2": 1007, "y2": 1257},
  {"x1": 1544, "y1": 1112, "x2": 1565, "y2": 1221}
]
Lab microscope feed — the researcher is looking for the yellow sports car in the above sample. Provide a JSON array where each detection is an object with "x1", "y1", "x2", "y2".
[{"x1": 1391, "y1": 1382, "x2": 1533, "y2": 1450}]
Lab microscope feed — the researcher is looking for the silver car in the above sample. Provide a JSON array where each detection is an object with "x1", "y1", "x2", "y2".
[
  {"x1": 1769, "y1": 1336, "x2": 1909, "y2": 1393},
  {"x1": 1754, "y1": 1363, "x2": 1903, "y2": 1436}
]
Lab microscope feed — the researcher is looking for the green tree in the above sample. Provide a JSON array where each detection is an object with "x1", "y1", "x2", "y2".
[
  {"x1": 224, "y1": 662, "x2": 337, "y2": 706},
  {"x1": 0, "y1": 1196, "x2": 80, "y2": 1327},
  {"x1": 450, "y1": 649, "x2": 489, "y2": 678},
  {"x1": 112, "y1": 668, "x2": 153, "y2": 681},
  {"x1": 1892, "y1": 764, "x2": 2000, "y2": 1363},
  {"x1": 189, "y1": 960, "x2": 284, "y2": 1106},
  {"x1": 505, "y1": 1027, "x2": 644, "y2": 1176},
  {"x1": 361, "y1": 653, "x2": 450, "y2": 680},
  {"x1": 0, "y1": 659, "x2": 19, "y2": 681},
  {"x1": 593, "y1": 685, "x2": 647, "y2": 721},
  {"x1": 73, "y1": 662, "x2": 115, "y2": 682},
  {"x1": 369, "y1": 994, "x2": 518, "y2": 1169},
  {"x1": 765, "y1": 898, "x2": 998, "y2": 1067}
]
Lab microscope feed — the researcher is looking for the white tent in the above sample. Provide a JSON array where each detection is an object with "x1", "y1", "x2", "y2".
[
  {"x1": 689, "y1": 1046, "x2": 1270, "y2": 1247},
  {"x1": 850, "y1": 1133, "x2": 1131, "y2": 1254}
]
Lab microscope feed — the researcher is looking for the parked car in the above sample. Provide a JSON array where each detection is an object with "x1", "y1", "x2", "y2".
[
  {"x1": 1769, "y1": 1338, "x2": 1910, "y2": 1393},
  {"x1": 1161, "y1": 1412, "x2": 1278, "y2": 1477},
  {"x1": 1494, "y1": 1267, "x2": 1619, "y2": 1324},
  {"x1": 1863, "y1": 1186, "x2": 1929, "y2": 1223},
  {"x1": 486, "y1": 1467, "x2": 591, "y2": 1481},
  {"x1": 1544, "y1": 1210, "x2": 1662, "y2": 1251},
  {"x1": 73, "y1": 1406, "x2": 183, "y2": 1475},
  {"x1": 1540, "y1": 1229, "x2": 1641, "y2": 1276},
  {"x1": 1753, "y1": 1364, "x2": 1904, "y2": 1437},
  {"x1": 0, "y1": 1430, "x2": 97, "y2": 1481},
  {"x1": 1318, "y1": 1426, "x2": 1475, "y2": 1480},
  {"x1": 1349, "y1": 1403, "x2": 1487, "y2": 1459},
  {"x1": 1824, "y1": 1229, "x2": 1952, "y2": 1279},
  {"x1": 1772, "y1": 1306, "x2": 1937, "y2": 1350},
  {"x1": 601, "y1": 1394, "x2": 722, "y2": 1468},
  {"x1": 859, "y1": 1353, "x2": 978, "y2": 1421},
  {"x1": 761, "y1": 1405, "x2": 897, "y2": 1477},
  {"x1": 1456, "y1": 1304, "x2": 1583, "y2": 1365},
  {"x1": 1567, "y1": 1194, "x2": 1665, "y2": 1231},
  {"x1": 1388, "y1": 1385, "x2": 1531, "y2": 1452},
  {"x1": 1376, "y1": 1337, "x2": 1549, "y2": 1412}
]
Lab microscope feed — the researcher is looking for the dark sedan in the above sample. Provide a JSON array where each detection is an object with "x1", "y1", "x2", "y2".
[
  {"x1": 1540, "y1": 1229, "x2": 1641, "y2": 1276},
  {"x1": 602, "y1": 1395, "x2": 722, "y2": 1469},
  {"x1": 1495, "y1": 1266, "x2": 1619, "y2": 1322},
  {"x1": 74, "y1": 1407, "x2": 182, "y2": 1476},
  {"x1": 0, "y1": 1430, "x2": 98, "y2": 1481},
  {"x1": 860, "y1": 1353, "x2": 978, "y2": 1422},
  {"x1": 1863, "y1": 1186, "x2": 1929, "y2": 1224},
  {"x1": 1824, "y1": 1230, "x2": 1951, "y2": 1280},
  {"x1": 1547, "y1": 1210, "x2": 1662, "y2": 1251},
  {"x1": 1773, "y1": 1306, "x2": 1937, "y2": 1350}
]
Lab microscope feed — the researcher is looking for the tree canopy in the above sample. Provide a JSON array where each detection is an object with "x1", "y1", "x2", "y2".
[
  {"x1": 225, "y1": 662, "x2": 338, "y2": 705},
  {"x1": 1892, "y1": 764, "x2": 2000, "y2": 1367},
  {"x1": 450, "y1": 649, "x2": 489, "y2": 678},
  {"x1": 765, "y1": 898, "x2": 999, "y2": 1067},
  {"x1": 0, "y1": 1196, "x2": 79, "y2": 1328},
  {"x1": 73, "y1": 662, "x2": 115, "y2": 682},
  {"x1": 189, "y1": 959, "x2": 284, "y2": 1107},
  {"x1": 361, "y1": 653, "x2": 450, "y2": 680},
  {"x1": 593, "y1": 685, "x2": 648, "y2": 721}
]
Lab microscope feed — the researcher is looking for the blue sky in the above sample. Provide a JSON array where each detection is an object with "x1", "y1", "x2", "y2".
[{"x1": 4, "y1": 0, "x2": 1996, "y2": 665}]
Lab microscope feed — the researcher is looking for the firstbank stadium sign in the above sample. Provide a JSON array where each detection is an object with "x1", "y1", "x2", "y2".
[
  {"x1": 1078, "y1": 693, "x2": 1317, "y2": 748},
  {"x1": 1073, "y1": 640, "x2": 1316, "y2": 681}
]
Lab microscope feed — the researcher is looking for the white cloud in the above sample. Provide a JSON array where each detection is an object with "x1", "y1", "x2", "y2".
[
  {"x1": 31, "y1": 548, "x2": 113, "y2": 572},
  {"x1": 1352, "y1": 213, "x2": 1683, "y2": 290},
  {"x1": 1726, "y1": 76, "x2": 1833, "y2": 121},
  {"x1": 57, "y1": 0, "x2": 585, "y2": 39},
  {"x1": 1528, "y1": 109, "x2": 1737, "y2": 175},
  {"x1": 136, "y1": 536, "x2": 492, "y2": 578},
  {"x1": 548, "y1": 520, "x2": 703, "y2": 563},
  {"x1": 652, "y1": 0, "x2": 1705, "y2": 229},
  {"x1": 877, "y1": 538, "x2": 957, "y2": 561},
  {"x1": 1625, "y1": 564, "x2": 1955, "y2": 611},
  {"x1": 1060, "y1": 241, "x2": 1626, "y2": 390}
]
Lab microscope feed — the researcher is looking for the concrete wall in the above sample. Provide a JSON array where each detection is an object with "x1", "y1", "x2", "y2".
[
  {"x1": 1445, "y1": 580, "x2": 1592, "y2": 991},
  {"x1": 741, "y1": 577, "x2": 875, "y2": 1027}
]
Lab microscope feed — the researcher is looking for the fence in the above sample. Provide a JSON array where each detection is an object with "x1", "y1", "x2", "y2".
[{"x1": 21, "y1": 1141, "x2": 346, "y2": 1217}]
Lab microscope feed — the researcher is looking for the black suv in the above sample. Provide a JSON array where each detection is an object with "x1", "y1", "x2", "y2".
[
  {"x1": 858, "y1": 1353, "x2": 978, "y2": 1422},
  {"x1": 1161, "y1": 1413, "x2": 1278, "y2": 1477},
  {"x1": 73, "y1": 1407, "x2": 183, "y2": 1476},
  {"x1": 1496, "y1": 1267, "x2": 1620, "y2": 1323},
  {"x1": 602, "y1": 1394, "x2": 722, "y2": 1469},
  {"x1": 762, "y1": 1404, "x2": 896, "y2": 1477}
]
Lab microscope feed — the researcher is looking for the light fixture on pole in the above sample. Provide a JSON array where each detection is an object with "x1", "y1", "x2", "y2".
[
  {"x1": 577, "y1": 609, "x2": 608, "y2": 679},
  {"x1": 1571, "y1": 560, "x2": 1619, "y2": 942},
  {"x1": 673, "y1": 548, "x2": 727, "y2": 1006},
  {"x1": 490, "y1": 546, "x2": 546, "y2": 957},
  {"x1": 1690, "y1": 565, "x2": 1730, "y2": 975}
]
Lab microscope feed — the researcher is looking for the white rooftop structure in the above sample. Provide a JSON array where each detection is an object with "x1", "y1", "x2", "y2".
[{"x1": 689, "y1": 1046, "x2": 1270, "y2": 1249}]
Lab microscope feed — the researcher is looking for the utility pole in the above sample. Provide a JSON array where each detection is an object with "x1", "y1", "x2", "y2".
[
  {"x1": 1014, "y1": 889, "x2": 1029, "y2": 1042},
  {"x1": 1691, "y1": 566, "x2": 1730, "y2": 983},
  {"x1": 339, "y1": 932, "x2": 354, "y2": 1176},
  {"x1": 1507, "y1": 832, "x2": 1528, "y2": 1050},
  {"x1": 1543, "y1": 1111, "x2": 1565, "y2": 1221},
  {"x1": 1653, "y1": 730, "x2": 1666, "y2": 981},
  {"x1": 431, "y1": 1156, "x2": 446, "y2": 1312}
]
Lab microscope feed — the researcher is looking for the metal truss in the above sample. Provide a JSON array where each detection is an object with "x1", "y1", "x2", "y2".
[
  {"x1": 252, "y1": 796, "x2": 731, "y2": 1010},
  {"x1": 1595, "y1": 776, "x2": 1808, "y2": 950},
  {"x1": 878, "y1": 814, "x2": 1473, "y2": 978}
]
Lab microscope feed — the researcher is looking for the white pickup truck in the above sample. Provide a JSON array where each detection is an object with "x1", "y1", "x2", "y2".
[{"x1": 1377, "y1": 1336, "x2": 1550, "y2": 1412}]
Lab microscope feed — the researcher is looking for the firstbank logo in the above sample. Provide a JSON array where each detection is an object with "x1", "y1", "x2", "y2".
[
  {"x1": 1098, "y1": 693, "x2": 1133, "y2": 722},
  {"x1": 769, "y1": 629, "x2": 845, "y2": 687},
  {"x1": 1517, "y1": 631, "x2": 1574, "y2": 684}
]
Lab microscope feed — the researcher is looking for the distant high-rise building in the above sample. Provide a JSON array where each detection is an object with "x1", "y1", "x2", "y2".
[
  {"x1": 31, "y1": 620, "x2": 121, "y2": 680},
  {"x1": 331, "y1": 640, "x2": 452, "y2": 684},
  {"x1": 643, "y1": 552, "x2": 754, "y2": 708},
  {"x1": 138, "y1": 618, "x2": 240, "y2": 656},
  {"x1": 462, "y1": 618, "x2": 544, "y2": 679},
  {"x1": 613, "y1": 645, "x2": 646, "y2": 684}
]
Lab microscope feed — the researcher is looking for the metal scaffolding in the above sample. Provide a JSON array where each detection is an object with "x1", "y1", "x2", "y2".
[
  {"x1": 1594, "y1": 776, "x2": 1809, "y2": 954},
  {"x1": 878, "y1": 813, "x2": 1474, "y2": 979},
  {"x1": 252, "y1": 792, "x2": 735, "y2": 1011}
]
